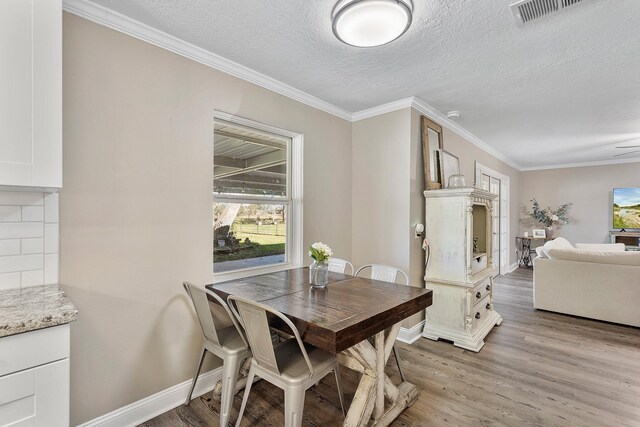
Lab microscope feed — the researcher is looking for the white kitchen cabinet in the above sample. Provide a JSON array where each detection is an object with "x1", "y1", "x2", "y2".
[
  {"x1": 0, "y1": 325, "x2": 70, "y2": 427},
  {"x1": 0, "y1": 0, "x2": 62, "y2": 189},
  {"x1": 422, "y1": 188, "x2": 503, "y2": 352}
]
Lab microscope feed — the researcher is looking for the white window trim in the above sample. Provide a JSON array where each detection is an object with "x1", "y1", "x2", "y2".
[
  {"x1": 212, "y1": 111, "x2": 303, "y2": 283},
  {"x1": 474, "y1": 162, "x2": 510, "y2": 276}
]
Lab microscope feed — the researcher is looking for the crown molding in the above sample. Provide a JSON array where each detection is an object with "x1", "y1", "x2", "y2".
[
  {"x1": 409, "y1": 98, "x2": 524, "y2": 171},
  {"x1": 64, "y1": 0, "x2": 631, "y2": 173},
  {"x1": 520, "y1": 157, "x2": 640, "y2": 171},
  {"x1": 58, "y1": 0, "x2": 530, "y2": 172},
  {"x1": 351, "y1": 97, "x2": 523, "y2": 170},
  {"x1": 351, "y1": 97, "x2": 415, "y2": 121},
  {"x1": 62, "y1": 0, "x2": 353, "y2": 121}
]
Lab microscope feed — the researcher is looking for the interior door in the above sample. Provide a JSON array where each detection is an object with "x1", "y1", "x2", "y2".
[
  {"x1": 489, "y1": 177, "x2": 501, "y2": 278},
  {"x1": 476, "y1": 162, "x2": 510, "y2": 276}
]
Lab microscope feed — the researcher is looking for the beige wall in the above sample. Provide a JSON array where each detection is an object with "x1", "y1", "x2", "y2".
[
  {"x1": 61, "y1": 13, "x2": 352, "y2": 425},
  {"x1": 520, "y1": 162, "x2": 640, "y2": 244},
  {"x1": 407, "y1": 109, "x2": 427, "y2": 328},
  {"x1": 352, "y1": 109, "x2": 412, "y2": 274},
  {"x1": 352, "y1": 108, "x2": 423, "y2": 329}
]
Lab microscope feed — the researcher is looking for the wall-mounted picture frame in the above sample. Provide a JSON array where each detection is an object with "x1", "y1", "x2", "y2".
[
  {"x1": 421, "y1": 116, "x2": 443, "y2": 190},
  {"x1": 439, "y1": 150, "x2": 460, "y2": 188},
  {"x1": 532, "y1": 229, "x2": 546, "y2": 239}
]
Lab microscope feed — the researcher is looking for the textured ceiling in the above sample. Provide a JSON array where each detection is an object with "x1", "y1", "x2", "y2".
[{"x1": 88, "y1": 0, "x2": 640, "y2": 168}]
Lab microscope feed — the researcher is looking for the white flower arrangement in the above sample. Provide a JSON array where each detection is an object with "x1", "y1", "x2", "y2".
[{"x1": 309, "y1": 242, "x2": 333, "y2": 263}]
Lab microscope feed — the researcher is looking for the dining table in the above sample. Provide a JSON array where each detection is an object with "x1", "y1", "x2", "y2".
[{"x1": 207, "y1": 267, "x2": 433, "y2": 427}]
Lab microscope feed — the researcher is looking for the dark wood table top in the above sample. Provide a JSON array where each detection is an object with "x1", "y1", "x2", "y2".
[{"x1": 206, "y1": 267, "x2": 433, "y2": 354}]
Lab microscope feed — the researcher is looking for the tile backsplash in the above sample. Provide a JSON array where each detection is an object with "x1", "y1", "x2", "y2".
[{"x1": 0, "y1": 191, "x2": 59, "y2": 290}]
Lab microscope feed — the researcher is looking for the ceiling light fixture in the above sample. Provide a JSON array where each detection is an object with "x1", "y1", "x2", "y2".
[
  {"x1": 332, "y1": 0, "x2": 413, "y2": 47},
  {"x1": 446, "y1": 111, "x2": 460, "y2": 120}
]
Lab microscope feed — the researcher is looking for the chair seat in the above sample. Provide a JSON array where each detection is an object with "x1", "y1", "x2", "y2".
[{"x1": 274, "y1": 340, "x2": 335, "y2": 384}]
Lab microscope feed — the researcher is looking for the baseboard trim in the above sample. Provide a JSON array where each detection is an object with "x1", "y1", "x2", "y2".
[
  {"x1": 508, "y1": 262, "x2": 518, "y2": 273},
  {"x1": 396, "y1": 320, "x2": 426, "y2": 344},
  {"x1": 76, "y1": 367, "x2": 223, "y2": 427},
  {"x1": 77, "y1": 319, "x2": 430, "y2": 426}
]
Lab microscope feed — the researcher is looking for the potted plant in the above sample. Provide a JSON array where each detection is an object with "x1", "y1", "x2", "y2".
[
  {"x1": 309, "y1": 242, "x2": 333, "y2": 288},
  {"x1": 530, "y1": 199, "x2": 572, "y2": 238}
]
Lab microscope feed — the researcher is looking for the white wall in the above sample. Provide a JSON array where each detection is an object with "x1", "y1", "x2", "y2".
[
  {"x1": 520, "y1": 162, "x2": 640, "y2": 243},
  {"x1": 0, "y1": 191, "x2": 59, "y2": 289}
]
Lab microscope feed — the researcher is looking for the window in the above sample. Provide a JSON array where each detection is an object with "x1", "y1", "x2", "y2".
[{"x1": 213, "y1": 114, "x2": 302, "y2": 276}]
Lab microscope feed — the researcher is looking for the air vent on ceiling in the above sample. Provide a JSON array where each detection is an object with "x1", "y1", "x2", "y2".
[{"x1": 511, "y1": 0, "x2": 584, "y2": 25}]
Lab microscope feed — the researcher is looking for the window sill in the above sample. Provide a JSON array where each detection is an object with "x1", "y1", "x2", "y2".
[{"x1": 212, "y1": 262, "x2": 302, "y2": 284}]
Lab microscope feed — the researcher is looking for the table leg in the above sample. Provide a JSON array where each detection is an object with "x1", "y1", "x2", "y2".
[
  {"x1": 338, "y1": 322, "x2": 418, "y2": 427},
  {"x1": 523, "y1": 239, "x2": 532, "y2": 268},
  {"x1": 516, "y1": 237, "x2": 526, "y2": 267},
  {"x1": 375, "y1": 331, "x2": 384, "y2": 420}
]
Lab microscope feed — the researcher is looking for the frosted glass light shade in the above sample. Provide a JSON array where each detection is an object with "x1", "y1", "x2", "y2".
[
  {"x1": 332, "y1": 0, "x2": 412, "y2": 47},
  {"x1": 448, "y1": 174, "x2": 466, "y2": 188}
]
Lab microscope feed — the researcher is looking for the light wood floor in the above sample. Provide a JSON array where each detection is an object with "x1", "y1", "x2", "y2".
[{"x1": 141, "y1": 269, "x2": 640, "y2": 426}]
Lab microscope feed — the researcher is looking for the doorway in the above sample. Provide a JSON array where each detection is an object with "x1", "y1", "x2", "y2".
[{"x1": 475, "y1": 162, "x2": 510, "y2": 277}]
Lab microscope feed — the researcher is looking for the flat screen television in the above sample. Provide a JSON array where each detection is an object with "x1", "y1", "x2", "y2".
[{"x1": 613, "y1": 188, "x2": 640, "y2": 230}]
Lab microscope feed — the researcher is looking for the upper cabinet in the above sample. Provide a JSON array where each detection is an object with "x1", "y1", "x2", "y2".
[{"x1": 0, "y1": 0, "x2": 62, "y2": 189}]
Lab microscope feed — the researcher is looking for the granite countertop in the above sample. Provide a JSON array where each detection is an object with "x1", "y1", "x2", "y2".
[{"x1": 0, "y1": 284, "x2": 78, "y2": 338}]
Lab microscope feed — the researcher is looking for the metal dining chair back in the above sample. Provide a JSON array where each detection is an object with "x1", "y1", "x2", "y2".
[
  {"x1": 355, "y1": 263, "x2": 409, "y2": 285},
  {"x1": 328, "y1": 258, "x2": 354, "y2": 275},
  {"x1": 228, "y1": 295, "x2": 345, "y2": 427},
  {"x1": 354, "y1": 264, "x2": 409, "y2": 382},
  {"x1": 183, "y1": 282, "x2": 251, "y2": 427},
  {"x1": 185, "y1": 282, "x2": 224, "y2": 345},
  {"x1": 230, "y1": 297, "x2": 283, "y2": 375}
]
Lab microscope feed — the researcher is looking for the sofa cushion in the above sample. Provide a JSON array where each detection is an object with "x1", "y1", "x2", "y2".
[
  {"x1": 536, "y1": 246, "x2": 548, "y2": 258},
  {"x1": 575, "y1": 243, "x2": 626, "y2": 252},
  {"x1": 540, "y1": 237, "x2": 574, "y2": 258},
  {"x1": 546, "y1": 248, "x2": 640, "y2": 266}
]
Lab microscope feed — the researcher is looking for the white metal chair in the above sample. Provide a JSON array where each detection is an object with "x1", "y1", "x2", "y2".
[
  {"x1": 228, "y1": 295, "x2": 345, "y2": 427},
  {"x1": 183, "y1": 282, "x2": 251, "y2": 427},
  {"x1": 328, "y1": 257, "x2": 354, "y2": 275},
  {"x1": 354, "y1": 264, "x2": 409, "y2": 382}
]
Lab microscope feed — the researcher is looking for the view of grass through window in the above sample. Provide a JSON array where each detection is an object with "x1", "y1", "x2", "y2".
[{"x1": 214, "y1": 203, "x2": 286, "y2": 271}]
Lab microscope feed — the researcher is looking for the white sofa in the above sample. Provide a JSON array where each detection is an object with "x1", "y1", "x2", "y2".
[{"x1": 533, "y1": 239, "x2": 640, "y2": 327}]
